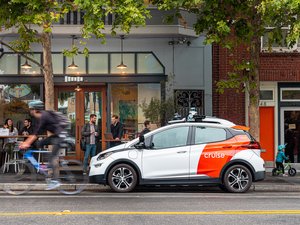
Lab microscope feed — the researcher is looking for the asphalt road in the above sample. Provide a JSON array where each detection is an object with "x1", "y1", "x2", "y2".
[{"x1": 0, "y1": 190, "x2": 300, "y2": 225}]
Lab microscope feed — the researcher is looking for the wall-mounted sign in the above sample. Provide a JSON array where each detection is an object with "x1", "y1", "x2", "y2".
[
  {"x1": 6, "y1": 84, "x2": 31, "y2": 98},
  {"x1": 64, "y1": 76, "x2": 83, "y2": 82}
]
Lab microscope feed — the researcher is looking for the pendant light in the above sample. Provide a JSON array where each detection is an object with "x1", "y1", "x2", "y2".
[
  {"x1": 68, "y1": 35, "x2": 78, "y2": 69},
  {"x1": 21, "y1": 59, "x2": 32, "y2": 69},
  {"x1": 117, "y1": 35, "x2": 127, "y2": 69},
  {"x1": 74, "y1": 84, "x2": 82, "y2": 92}
]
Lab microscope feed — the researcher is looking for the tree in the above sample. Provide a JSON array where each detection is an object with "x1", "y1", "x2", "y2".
[
  {"x1": 0, "y1": 0, "x2": 150, "y2": 110},
  {"x1": 152, "y1": 0, "x2": 300, "y2": 140}
]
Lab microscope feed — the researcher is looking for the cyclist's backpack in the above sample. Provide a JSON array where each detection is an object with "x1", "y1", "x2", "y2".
[{"x1": 48, "y1": 110, "x2": 70, "y2": 130}]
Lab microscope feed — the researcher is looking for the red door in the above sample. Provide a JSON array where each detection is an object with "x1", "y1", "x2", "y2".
[{"x1": 259, "y1": 107, "x2": 275, "y2": 161}]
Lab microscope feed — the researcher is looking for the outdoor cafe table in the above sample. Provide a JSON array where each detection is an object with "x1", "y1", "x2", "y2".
[{"x1": 0, "y1": 135, "x2": 48, "y2": 168}]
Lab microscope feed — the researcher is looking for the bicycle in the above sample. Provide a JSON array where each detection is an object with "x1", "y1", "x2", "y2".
[
  {"x1": 0, "y1": 148, "x2": 88, "y2": 195},
  {"x1": 272, "y1": 160, "x2": 297, "y2": 177}
]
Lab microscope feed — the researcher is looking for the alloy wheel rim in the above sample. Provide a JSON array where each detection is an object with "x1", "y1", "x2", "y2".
[
  {"x1": 112, "y1": 167, "x2": 134, "y2": 190},
  {"x1": 227, "y1": 168, "x2": 249, "y2": 191}
]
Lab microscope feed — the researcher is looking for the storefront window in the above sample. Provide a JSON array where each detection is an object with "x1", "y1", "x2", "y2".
[
  {"x1": 111, "y1": 83, "x2": 161, "y2": 139},
  {"x1": 20, "y1": 54, "x2": 42, "y2": 75},
  {"x1": 110, "y1": 53, "x2": 135, "y2": 74},
  {"x1": 88, "y1": 54, "x2": 108, "y2": 74},
  {"x1": 137, "y1": 53, "x2": 164, "y2": 74},
  {"x1": 281, "y1": 88, "x2": 300, "y2": 101},
  {"x1": 137, "y1": 83, "x2": 161, "y2": 130},
  {"x1": 0, "y1": 54, "x2": 18, "y2": 74},
  {"x1": 0, "y1": 84, "x2": 41, "y2": 131},
  {"x1": 66, "y1": 54, "x2": 86, "y2": 75},
  {"x1": 52, "y1": 53, "x2": 64, "y2": 74}
]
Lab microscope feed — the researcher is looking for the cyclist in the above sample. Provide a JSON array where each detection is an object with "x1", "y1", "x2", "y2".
[
  {"x1": 20, "y1": 101, "x2": 66, "y2": 190},
  {"x1": 276, "y1": 144, "x2": 289, "y2": 177}
]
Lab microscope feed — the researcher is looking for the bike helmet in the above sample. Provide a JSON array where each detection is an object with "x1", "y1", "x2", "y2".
[
  {"x1": 28, "y1": 100, "x2": 44, "y2": 110},
  {"x1": 278, "y1": 144, "x2": 286, "y2": 151}
]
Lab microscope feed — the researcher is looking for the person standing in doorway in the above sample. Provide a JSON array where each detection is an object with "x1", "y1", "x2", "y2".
[
  {"x1": 81, "y1": 114, "x2": 99, "y2": 175},
  {"x1": 110, "y1": 115, "x2": 123, "y2": 147}
]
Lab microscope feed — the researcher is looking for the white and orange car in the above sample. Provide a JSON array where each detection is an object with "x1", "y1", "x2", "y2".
[{"x1": 89, "y1": 116, "x2": 265, "y2": 193}]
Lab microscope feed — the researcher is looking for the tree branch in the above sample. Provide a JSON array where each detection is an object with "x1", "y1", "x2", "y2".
[{"x1": 0, "y1": 40, "x2": 44, "y2": 71}]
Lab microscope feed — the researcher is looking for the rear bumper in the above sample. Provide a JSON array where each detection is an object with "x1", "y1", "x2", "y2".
[
  {"x1": 89, "y1": 175, "x2": 106, "y2": 184},
  {"x1": 254, "y1": 171, "x2": 265, "y2": 181}
]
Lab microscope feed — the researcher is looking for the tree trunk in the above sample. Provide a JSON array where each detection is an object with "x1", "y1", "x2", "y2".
[
  {"x1": 41, "y1": 32, "x2": 54, "y2": 110},
  {"x1": 248, "y1": 35, "x2": 260, "y2": 141}
]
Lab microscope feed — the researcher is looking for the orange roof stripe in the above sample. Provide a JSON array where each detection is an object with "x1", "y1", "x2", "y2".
[{"x1": 232, "y1": 125, "x2": 250, "y2": 131}]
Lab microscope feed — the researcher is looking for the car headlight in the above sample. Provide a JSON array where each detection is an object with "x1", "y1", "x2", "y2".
[{"x1": 97, "y1": 152, "x2": 114, "y2": 161}]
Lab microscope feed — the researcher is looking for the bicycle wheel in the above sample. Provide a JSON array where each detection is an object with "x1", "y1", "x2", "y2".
[
  {"x1": 288, "y1": 168, "x2": 297, "y2": 176},
  {"x1": 58, "y1": 159, "x2": 88, "y2": 195},
  {"x1": 0, "y1": 161, "x2": 36, "y2": 195}
]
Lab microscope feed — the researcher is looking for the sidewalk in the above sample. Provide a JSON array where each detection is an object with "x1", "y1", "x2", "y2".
[
  {"x1": 1, "y1": 173, "x2": 300, "y2": 192},
  {"x1": 252, "y1": 172, "x2": 300, "y2": 192}
]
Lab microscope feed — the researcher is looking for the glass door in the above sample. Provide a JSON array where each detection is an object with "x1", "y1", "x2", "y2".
[
  {"x1": 55, "y1": 86, "x2": 106, "y2": 160},
  {"x1": 280, "y1": 107, "x2": 300, "y2": 163}
]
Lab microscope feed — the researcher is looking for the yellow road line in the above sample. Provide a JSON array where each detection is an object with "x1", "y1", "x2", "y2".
[{"x1": 1, "y1": 210, "x2": 300, "y2": 216}]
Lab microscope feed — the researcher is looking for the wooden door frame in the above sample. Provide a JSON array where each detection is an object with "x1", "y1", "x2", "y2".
[{"x1": 54, "y1": 85, "x2": 107, "y2": 160}]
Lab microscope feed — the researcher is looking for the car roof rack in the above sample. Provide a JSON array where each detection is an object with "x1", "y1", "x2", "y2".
[{"x1": 168, "y1": 115, "x2": 209, "y2": 124}]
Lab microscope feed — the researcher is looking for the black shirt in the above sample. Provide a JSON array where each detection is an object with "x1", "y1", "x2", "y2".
[
  {"x1": 139, "y1": 128, "x2": 150, "y2": 136},
  {"x1": 19, "y1": 125, "x2": 34, "y2": 135},
  {"x1": 33, "y1": 111, "x2": 64, "y2": 135},
  {"x1": 110, "y1": 122, "x2": 123, "y2": 139}
]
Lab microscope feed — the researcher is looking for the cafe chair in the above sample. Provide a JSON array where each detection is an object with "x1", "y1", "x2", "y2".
[{"x1": 2, "y1": 142, "x2": 20, "y2": 173}]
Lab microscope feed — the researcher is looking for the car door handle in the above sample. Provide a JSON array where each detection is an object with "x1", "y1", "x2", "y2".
[
  {"x1": 177, "y1": 151, "x2": 187, "y2": 154},
  {"x1": 222, "y1": 145, "x2": 232, "y2": 149}
]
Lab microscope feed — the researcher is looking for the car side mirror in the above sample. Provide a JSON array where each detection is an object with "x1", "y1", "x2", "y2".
[{"x1": 134, "y1": 135, "x2": 146, "y2": 149}]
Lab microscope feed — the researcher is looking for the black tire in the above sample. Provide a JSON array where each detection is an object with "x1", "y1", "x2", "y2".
[
  {"x1": 272, "y1": 168, "x2": 279, "y2": 176},
  {"x1": 0, "y1": 161, "x2": 36, "y2": 195},
  {"x1": 107, "y1": 164, "x2": 137, "y2": 193},
  {"x1": 223, "y1": 164, "x2": 252, "y2": 193},
  {"x1": 288, "y1": 168, "x2": 297, "y2": 177},
  {"x1": 58, "y1": 160, "x2": 88, "y2": 195}
]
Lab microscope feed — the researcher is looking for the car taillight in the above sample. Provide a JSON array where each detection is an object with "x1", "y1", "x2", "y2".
[{"x1": 241, "y1": 141, "x2": 261, "y2": 149}]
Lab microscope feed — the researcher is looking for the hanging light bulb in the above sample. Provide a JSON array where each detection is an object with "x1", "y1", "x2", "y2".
[
  {"x1": 67, "y1": 35, "x2": 78, "y2": 69},
  {"x1": 117, "y1": 35, "x2": 127, "y2": 69},
  {"x1": 68, "y1": 57, "x2": 78, "y2": 69},
  {"x1": 21, "y1": 59, "x2": 32, "y2": 69},
  {"x1": 74, "y1": 84, "x2": 82, "y2": 92}
]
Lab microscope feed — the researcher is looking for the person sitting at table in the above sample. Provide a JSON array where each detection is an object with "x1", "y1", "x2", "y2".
[
  {"x1": 19, "y1": 118, "x2": 34, "y2": 136},
  {"x1": 110, "y1": 115, "x2": 123, "y2": 148},
  {"x1": 3, "y1": 118, "x2": 18, "y2": 144}
]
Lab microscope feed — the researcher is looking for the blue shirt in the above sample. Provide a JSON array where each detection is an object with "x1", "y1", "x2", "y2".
[{"x1": 276, "y1": 151, "x2": 288, "y2": 163}]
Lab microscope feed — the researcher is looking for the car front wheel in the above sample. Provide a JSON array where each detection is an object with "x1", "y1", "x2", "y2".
[
  {"x1": 223, "y1": 165, "x2": 252, "y2": 193},
  {"x1": 107, "y1": 164, "x2": 137, "y2": 193}
]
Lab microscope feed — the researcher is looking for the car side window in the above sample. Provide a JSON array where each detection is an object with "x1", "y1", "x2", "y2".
[
  {"x1": 151, "y1": 126, "x2": 189, "y2": 149},
  {"x1": 195, "y1": 126, "x2": 227, "y2": 144}
]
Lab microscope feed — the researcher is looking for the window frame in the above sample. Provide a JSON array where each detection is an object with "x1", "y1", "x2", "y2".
[
  {"x1": 280, "y1": 87, "x2": 300, "y2": 102},
  {"x1": 261, "y1": 26, "x2": 298, "y2": 53}
]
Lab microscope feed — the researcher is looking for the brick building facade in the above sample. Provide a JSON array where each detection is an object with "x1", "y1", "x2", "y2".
[{"x1": 213, "y1": 44, "x2": 300, "y2": 165}]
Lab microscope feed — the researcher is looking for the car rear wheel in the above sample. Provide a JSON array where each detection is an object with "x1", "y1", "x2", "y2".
[
  {"x1": 223, "y1": 165, "x2": 252, "y2": 193},
  {"x1": 107, "y1": 164, "x2": 137, "y2": 193}
]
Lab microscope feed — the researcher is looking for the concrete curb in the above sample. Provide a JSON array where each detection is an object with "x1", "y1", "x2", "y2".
[
  {"x1": 1, "y1": 183, "x2": 300, "y2": 192},
  {"x1": 252, "y1": 184, "x2": 300, "y2": 192}
]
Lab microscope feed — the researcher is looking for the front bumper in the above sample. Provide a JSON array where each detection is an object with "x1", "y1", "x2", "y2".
[
  {"x1": 89, "y1": 174, "x2": 106, "y2": 184},
  {"x1": 254, "y1": 171, "x2": 265, "y2": 181}
]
